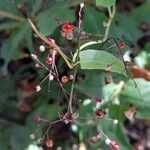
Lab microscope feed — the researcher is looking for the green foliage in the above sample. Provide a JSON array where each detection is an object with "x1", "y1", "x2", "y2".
[
  {"x1": 99, "y1": 121, "x2": 132, "y2": 150},
  {"x1": 96, "y1": 0, "x2": 116, "y2": 7},
  {"x1": 0, "y1": 0, "x2": 150, "y2": 150},
  {"x1": 37, "y1": 2, "x2": 75, "y2": 35},
  {"x1": 129, "y1": 3, "x2": 150, "y2": 23},
  {"x1": 1, "y1": 22, "x2": 31, "y2": 63},
  {"x1": 82, "y1": 6, "x2": 107, "y2": 34},
  {"x1": 79, "y1": 49, "x2": 127, "y2": 76},
  {"x1": 111, "y1": 13, "x2": 142, "y2": 43},
  {"x1": 0, "y1": 0, "x2": 22, "y2": 17},
  {"x1": 76, "y1": 70, "x2": 104, "y2": 97},
  {"x1": 121, "y1": 79, "x2": 150, "y2": 119}
]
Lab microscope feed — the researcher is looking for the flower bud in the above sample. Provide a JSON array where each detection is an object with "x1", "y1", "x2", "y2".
[
  {"x1": 29, "y1": 133, "x2": 35, "y2": 140},
  {"x1": 46, "y1": 57, "x2": 53, "y2": 65},
  {"x1": 33, "y1": 115, "x2": 41, "y2": 123},
  {"x1": 39, "y1": 45, "x2": 45, "y2": 52},
  {"x1": 105, "y1": 139, "x2": 111, "y2": 145},
  {"x1": 113, "y1": 119, "x2": 119, "y2": 124},
  {"x1": 35, "y1": 85, "x2": 41, "y2": 92},
  {"x1": 49, "y1": 74, "x2": 54, "y2": 81},
  {"x1": 31, "y1": 54, "x2": 38, "y2": 60},
  {"x1": 80, "y1": 3, "x2": 85, "y2": 8}
]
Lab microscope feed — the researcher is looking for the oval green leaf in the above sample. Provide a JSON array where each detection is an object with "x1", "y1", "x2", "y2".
[{"x1": 79, "y1": 49, "x2": 127, "y2": 76}]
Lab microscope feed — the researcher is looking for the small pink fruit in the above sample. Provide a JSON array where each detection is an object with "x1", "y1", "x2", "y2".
[
  {"x1": 47, "y1": 38, "x2": 55, "y2": 44},
  {"x1": 46, "y1": 57, "x2": 53, "y2": 65},
  {"x1": 33, "y1": 115, "x2": 41, "y2": 123},
  {"x1": 61, "y1": 75, "x2": 69, "y2": 83},
  {"x1": 110, "y1": 140, "x2": 120, "y2": 150}
]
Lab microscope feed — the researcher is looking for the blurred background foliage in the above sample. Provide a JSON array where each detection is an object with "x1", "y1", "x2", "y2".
[{"x1": 0, "y1": 0, "x2": 150, "y2": 150}]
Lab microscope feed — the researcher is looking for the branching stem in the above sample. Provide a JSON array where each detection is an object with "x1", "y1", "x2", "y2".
[
  {"x1": 75, "y1": 4, "x2": 116, "y2": 53},
  {"x1": 67, "y1": 3, "x2": 84, "y2": 113},
  {"x1": 28, "y1": 19, "x2": 75, "y2": 69}
]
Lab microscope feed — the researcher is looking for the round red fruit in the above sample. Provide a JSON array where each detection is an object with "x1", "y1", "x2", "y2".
[
  {"x1": 62, "y1": 22, "x2": 74, "y2": 33},
  {"x1": 96, "y1": 109, "x2": 105, "y2": 119}
]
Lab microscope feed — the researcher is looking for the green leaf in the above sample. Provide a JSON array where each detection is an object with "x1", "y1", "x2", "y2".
[
  {"x1": 79, "y1": 49, "x2": 127, "y2": 76},
  {"x1": 120, "y1": 79, "x2": 150, "y2": 119},
  {"x1": 11, "y1": 126, "x2": 31, "y2": 150},
  {"x1": 96, "y1": 0, "x2": 116, "y2": 7},
  {"x1": 0, "y1": 125, "x2": 12, "y2": 150},
  {"x1": 24, "y1": 24, "x2": 34, "y2": 53},
  {"x1": 76, "y1": 70, "x2": 104, "y2": 97},
  {"x1": 37, "y1": 3, "x2": 75, "y2": 35},
  {"x1": 99, "y1": 121, "x2": 132, "y2": 150},
  {"x1": 1, "y1": 22, "x2": 32, "y2": 64},
  {"x1": 78, "y1": 100, "x2": 94, "y2": 119},
  {"x1": 129, "y1": 3, "x2": 150, "y2": 23},
  {"x1": 111, "y1": 13, "x2": 142, "y2": 44},
  {"x1": 0, "y1": 21, "x2": 21, "y2": 30},
  {"x1": 82, "y1": 7, "x2": 107, "y2": 34},
  {"x1": 33, "y1": 104, "x2": 59, "y2": 120},
  {"x1": 136, "y1": 105, "x2": 150, "y2": 120},
  {"x1": 109, "y1": 104, "x2": 128, "y2": 121},
  {"x1": 0, "y1": 0, "x2": 22, "y2": 17},
  {"x1": 31, "y1": 0, "x2": 43, "y2": 16}
]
